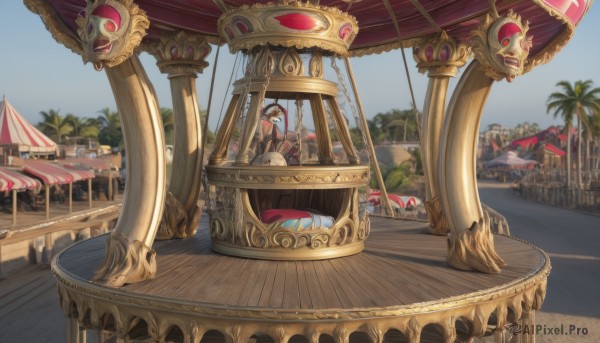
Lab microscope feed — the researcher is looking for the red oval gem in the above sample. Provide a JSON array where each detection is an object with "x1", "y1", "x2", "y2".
[{"x1": 275, "y1": 13, "x2": 317, "y2": 30}]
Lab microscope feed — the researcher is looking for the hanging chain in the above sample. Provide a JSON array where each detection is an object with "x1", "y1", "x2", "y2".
[
  {"x1": 295, "y1": 95, "x2": 304, "y2": 166},
  {"x1": 330, "y1": 56, "x2": 369, "y2": 150}
]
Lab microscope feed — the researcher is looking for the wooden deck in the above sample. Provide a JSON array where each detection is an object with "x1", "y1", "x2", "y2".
[{"x1": 53, "y1": 215, "x2": 550, "y2": 342}]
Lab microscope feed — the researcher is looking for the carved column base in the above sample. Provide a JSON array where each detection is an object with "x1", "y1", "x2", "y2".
[
  {"x1": 156, "y1": 192, "x2": 201, "y2": 240},
  {"x1": 447, "y1": 211, "x2": 506, "y2": 273},
  {"x1": 424, "y1": 195, "x2": 449, "y2": 235},
  {"x1": 92, "y1": 231, "x2": 157, "y2": 287}
]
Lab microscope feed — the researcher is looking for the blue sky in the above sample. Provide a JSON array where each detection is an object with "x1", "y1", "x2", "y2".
[{"x1": 1, "y1": 2, "x2": 599, "y2": 133}]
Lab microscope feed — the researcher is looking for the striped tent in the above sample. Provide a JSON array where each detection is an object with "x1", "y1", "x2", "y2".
[
  {"x1": 0, "y1": 167, "x2": 42, "y2": 225},
  {"x1": 0, "y1": 96, "x2": 57, "y2": 154},
  {"x1": 0, "y1": 167, "x2": 41, "y2": 191},
  {"x1": 23, "y1": 160, "x2": 95, "y2": 218},
  {"x1": 23, "y1": 160, "x2": 75, "y2": 184}
]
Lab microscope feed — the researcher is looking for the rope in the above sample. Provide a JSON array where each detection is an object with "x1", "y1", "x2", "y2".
[
  {"x1": 382, "y1": 0, "x2": 422, "y2": 145},
  {"x1": 199, "y1": 44, "x2": 221, "y2": 174},
  {"x1": 330, "y1": 57, "x2": 368, "y2": 150},
  {"x1": 215, "y1": 52, "x2": 240, "y2": 130},
  {"x1": 343, "y1": 56, "x2": 395, "y2": 217}
]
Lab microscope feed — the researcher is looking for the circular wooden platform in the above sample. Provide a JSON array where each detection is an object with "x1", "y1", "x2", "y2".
[{"x1": 52, "y1": 216, "x2": 549, "y2": 342}]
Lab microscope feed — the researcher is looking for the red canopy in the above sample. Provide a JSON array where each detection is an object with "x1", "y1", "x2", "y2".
[
  {"x1": 27, "y1": 0, "x2": 590, "y2": 60},
  {"x1": 542, "y1": 143, "x2": 566, "y2": 156},
  {"x1": 0, "y1": 97, "x2": 57, "y2": 154},
  {"x1": 23, "y1": 160, "x2": 94, "y2": 185},
  {"x1": 0, "y1": 167, "x2": 42, "y2": 191}
]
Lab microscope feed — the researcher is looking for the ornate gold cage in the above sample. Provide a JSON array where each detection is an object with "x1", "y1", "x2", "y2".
[{"x1": 205, "y1": 3, "x2": 370, "y2": 260}]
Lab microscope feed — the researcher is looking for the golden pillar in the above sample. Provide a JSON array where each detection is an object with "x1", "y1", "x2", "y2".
[
  {"x1": 147, "y1": 32, "x2": 213, "y2": 240},
  {"x1": 413, "y1": 32, "x2": 469, "y2": 235},
  {"x1": 441, "y1": 12, "x2": 532, "y2": 273}
]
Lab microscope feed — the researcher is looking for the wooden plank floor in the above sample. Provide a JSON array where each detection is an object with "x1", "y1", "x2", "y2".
[{"x1": 58, "y1": 216, "x2": 545, "y2": 310}]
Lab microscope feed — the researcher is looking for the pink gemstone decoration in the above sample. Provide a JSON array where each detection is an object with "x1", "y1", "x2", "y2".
[
  {"x1": 275, "y1": 13, "x2": 317, "y2": 30},
  {"x1": 339, "y1": 23, "x2": 353, "y2": 40},
  {"x1": 170, "y1": 46, "x2": 179, "y2": 59},
  {"x1": 234, "y1": 21, "x2": 249, "y2": 34},
  {"x1": 440, "y1": 45, "x2": 450, "y2": 62},
  {"x1": 425, "y1": 45, "x2": 434, "y2": 61},
  {"x1": 186, "y1": 46, "x2": 194, "y2": 58}
]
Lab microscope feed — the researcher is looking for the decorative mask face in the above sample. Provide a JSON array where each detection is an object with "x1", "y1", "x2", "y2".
[
  {"x1": 86, "y1": 5, "x2": 123, "y2": 55},
  {"x1": 472, "y1": 11, "x2": 533, "y2": 82},
  {"x1": 487, "y1": 17, "x2": 532, "y2": 82},
  {"x1": 77, "y1": 0, "x2": 149, "y2": 70}
]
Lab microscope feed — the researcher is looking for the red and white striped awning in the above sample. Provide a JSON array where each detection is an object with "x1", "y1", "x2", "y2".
[
  {"x1": 23, "y1": 160, "x2": 94, "y2": 185},
  {"x1": 0, "y1": 97, "x2": 57, "y2": 153},
  {"x1": 0, "y1": 167, "x2": 42, "y2": 191},
  {"x1": 63, "y1": 158, "x2": 111, "y2": 171},
  {"x1": 62, "y1": 164, "x2": 96, "y2": 181}
]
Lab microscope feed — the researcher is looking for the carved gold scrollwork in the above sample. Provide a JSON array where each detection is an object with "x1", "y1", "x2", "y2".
[
  {"x1": 424, "y1": 196, "x2": 449, "y2": 235},
  {"x1": 148, "y1": 31, "x2": 212, "y2": 75},
  {"x1": 218, "y1": 1, "x2": 358, "y2": 56},
  {"x1": 155, "y1": 192, "x2": 198, "y2": 240},
  {"x1": 309, "y1": 51, "x2": 324, "y2": 78},
  {"x1": 255, "y1": 46, "x2": 276, "y2": 77},
  {"x1": 279, "y1": 49, "x2": 304, "y2": 76},
  {"x1": 413, "y1": 31, "x2": 470, "y2": 77},
  {"x1": 471, "y1": 11, "x2": 533, "y2": 82},
  {"x1": 447, "y1": 211, "x2": 507, "y2": 273},
  {"x1": 76, "y1": 0, "x2": 149, "y2": 70},
  {"x1": 91, "y1": 231, "x2": 157, "y2": 287}
]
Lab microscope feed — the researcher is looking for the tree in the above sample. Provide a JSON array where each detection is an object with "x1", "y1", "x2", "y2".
[
  {"x1": 160, "y1": 107, "x2": 175, "y2": 145},
  {"x1": 547, "y1": 80, "x2": 600, "y2": 188},
  {"x1": 37, "y1": 109, "x2": 73, "y2": 144},
  {"x1": 65, "y1": 114, "x2": 100, "y2": 140},
  {"x1": 97, "y1": 107, "x2": 123, "y2": 147},
  {"x1": 370, "y1": 109, "x2": 419, "y2": 144}
]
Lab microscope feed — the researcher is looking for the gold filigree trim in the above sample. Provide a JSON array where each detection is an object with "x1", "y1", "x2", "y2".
[
  {"x1": 447, "y1": 211, "x2": 507, "y2": 273},
  {"x1": 424, "y1": 195, "x2": 449, "y2": 236},
  {"x1": 24, "y1": 0, "x2": 83, "y2": 55},
  {"x1": 347, "y1": 38, "x2": 420, "y2": 58},
  {"x1": 205, "y1": 165, "x2": 369, "y2": 189},
  {"x1": 91, "y1": 231, "x2": 157, "y2": 287}
]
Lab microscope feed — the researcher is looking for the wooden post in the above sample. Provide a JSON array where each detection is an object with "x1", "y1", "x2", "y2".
[
  {"x1": 66, "y1": 317, "x2": 81, "y2": 343},
  {"x1": 108, "y1": 162, "x2": 113, "y2": 201},
  {"x1": 12, "y1": 189, "x2": 17, "y2": 225},
  {"x1": 88, "y1": 179, "x2": 92, "y2": 209},
  {"x1": 45, "y1": 184, "x2": 50, "y2": 219},
  {"x1": 69, "y1": 182, "x2": 73, "y2": 213}
]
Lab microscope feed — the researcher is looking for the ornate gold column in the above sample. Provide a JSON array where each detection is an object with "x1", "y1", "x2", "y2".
[
  {"x1": 413, "y1": 32, "x2": 469, "y2": 235},
  {"x1": 72, "y1": 0, "x2": 165, "y2": 287},
  {"x1": 440, "y1": 12, "x2": 532, "y2": 273},
  {"x1": 147, "y1": 32, "x2": 212, "y2": 240}
]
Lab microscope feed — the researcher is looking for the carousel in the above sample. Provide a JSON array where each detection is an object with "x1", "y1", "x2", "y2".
[{"x1": 26, "y1": 0, "x2": 589, "y2": 342}]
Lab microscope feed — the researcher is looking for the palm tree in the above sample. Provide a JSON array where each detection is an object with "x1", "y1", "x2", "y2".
[
  {"x1": 547, "y1": 80, "x2": 600, "y2": 188},
  {"x1": 588, "y1": 108, "x2": 600, "y2": 171},
  {"x1": 160, "y1": 107, "x2": 175, "y2": 145},
  {"x1": 37, "y1": 109, "x2": 73, "y2": 143},
  {"x1": 65, "y1": 114, "x2": 100, "y2": 140},
  {"x1": 97, "y1": 107, "x2": 123, "y2": 147}
]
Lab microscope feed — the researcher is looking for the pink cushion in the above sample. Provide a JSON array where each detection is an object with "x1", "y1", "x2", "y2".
[{"x1": 260, "y1": 209, "x2": 312, "y2": 224}]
